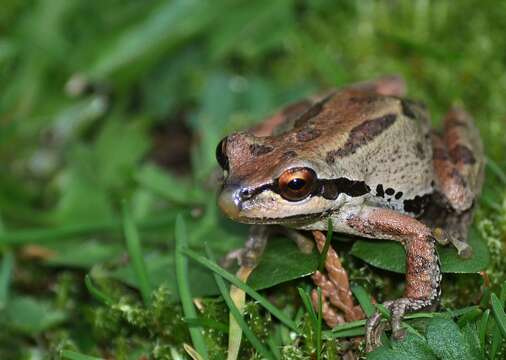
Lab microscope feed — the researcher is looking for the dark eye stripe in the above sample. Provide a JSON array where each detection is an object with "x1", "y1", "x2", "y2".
[{"x1": 244, "y1": 177, "x2": 371, "y2": 202}]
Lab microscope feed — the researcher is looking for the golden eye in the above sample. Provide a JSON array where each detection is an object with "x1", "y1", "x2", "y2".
[
  {"x1": 216, "y1": 137, "x2": 229, "y2": 171},
  {"x1": 278, "y1": 168, "x2": 317, "y2": 201}
]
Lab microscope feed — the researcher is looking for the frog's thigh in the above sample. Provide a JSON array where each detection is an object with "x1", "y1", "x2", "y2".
[
  {"x1": 432, "y1": 107, "x2": 484, "y2": 212},
  {"x1": 345, "y1": 206, "x2": 440, "y2": 303}
]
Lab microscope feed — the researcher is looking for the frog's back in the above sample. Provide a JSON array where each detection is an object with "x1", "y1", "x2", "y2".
[{"x1": 283, "y1": 91, "x2": 436, "y2": 215}]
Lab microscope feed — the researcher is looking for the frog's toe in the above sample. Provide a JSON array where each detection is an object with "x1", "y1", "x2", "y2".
[
  {"x1": 220, "y1": 248, "x2": 245, "y2": 268},
  {"x1": 454, "y1": 241, "x2": 473, "y2": 259},
  {"x1": 365, "y1": 311, "x2": 384, "y2": 352},
  {"x1": 365, "y1": 298, "x2": 424, "y2": 351},
  {"x1": 433, "y1": 227, "x2": 449, "y2": 245}
]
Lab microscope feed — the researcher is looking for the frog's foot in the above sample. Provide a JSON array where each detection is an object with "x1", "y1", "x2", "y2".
[
  {"x1": 220, "y1": 225, "x2": 270, "y2": 269},
  {"x1": 365, "y1": 297, "x2": 432, "y2": 352}
]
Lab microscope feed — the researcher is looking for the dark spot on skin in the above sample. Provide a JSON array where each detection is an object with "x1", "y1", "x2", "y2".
[
  {"x1": 249, "y1": 143, "x2": 273, "y2": 156},
  {"x1": 395, "y1": 192, "x2": 403, "y2": 199},
  {"x1": 432, "y1": 147, "x2": 449, "y2": 161},
  {"x1": 386, "y1": 188, "x2": 395, "y2": 196},
  {"x1": 320, "y1": 178, "x2": 371, "y2": 199},
  {"x1": 325, "y1": 113, "x2": 397, "y2": 163},
  {"x1": 401, "y1": 99, "x2": 418, "y2": 119},
  {"x1": 415, "y1": 142, "x2": 425, "y2": 160},
  {"x1": 295, "y1": 127, "x2": 321, "y2": 142},
  {"x1": 403, "y1": 194, "x2": 431, "y2": 215},
  {"x1": 294, "y1": 93, "x2": 334, "y2": 128},
  {"x1": 325, "y1": 152, "x2": 335, "y2": 165},
  {"x1": 376, "y1": 184, "x2": 385, "y2": 197},
  {"x1": 450, "y1": 168, "x2": 468, "y2": 188},
  {"x1": 282, "y1": 150, "x2": 297, "y2": 159},
  {"x1": 449, "y1": 145, "x2": 476, "y2": 165}
]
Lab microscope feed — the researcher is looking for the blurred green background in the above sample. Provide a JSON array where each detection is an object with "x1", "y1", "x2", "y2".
[{"x1": 1, "y1": 0, "x2": 506, "y2": 359}]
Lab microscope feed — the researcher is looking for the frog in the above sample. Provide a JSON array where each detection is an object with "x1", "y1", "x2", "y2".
[{"x1": 215, "y1": 75, "x2": 484, "y2": 351}]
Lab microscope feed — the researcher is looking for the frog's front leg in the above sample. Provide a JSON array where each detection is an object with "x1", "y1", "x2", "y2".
[{"x1": 342, "y1": 206, "x2": 440, "y2": 351}]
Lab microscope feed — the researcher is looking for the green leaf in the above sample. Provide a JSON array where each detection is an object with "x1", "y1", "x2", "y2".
[
  {"x1": 369, "y1": 334, "x2": 436, "y2": 360},
  {"x1": 462, "y1": 323, "x2": 485, "y2": 360},
  {"x1": 426, "y1": 317, "x2": 476, "y2": 360},
  {"x1": 248, "y1": 237, "x2": 319, "y2": 289},
  {"x1": 350, "y1": 228, "x2": 489, "y2": 273},
  {"x1": 4, "y1": 296, "x2": 66, "y2": 335},
  {"x1": 490, "y1": 293, "x2": 506, "y2": 338}
]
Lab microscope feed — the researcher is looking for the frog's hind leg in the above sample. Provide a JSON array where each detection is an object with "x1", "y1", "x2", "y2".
[{"x1": 430, "y1": 107, "x2": 485, "y2": 257}]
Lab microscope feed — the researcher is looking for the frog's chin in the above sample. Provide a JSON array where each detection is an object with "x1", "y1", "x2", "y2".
[{"x1": 227, "y1": 210, "x2": 329, "y2": 227}]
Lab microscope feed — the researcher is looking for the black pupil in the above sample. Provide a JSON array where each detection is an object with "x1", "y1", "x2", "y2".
[{"x1": 288, "y1": 178, "x2": 306, "y2": 190}]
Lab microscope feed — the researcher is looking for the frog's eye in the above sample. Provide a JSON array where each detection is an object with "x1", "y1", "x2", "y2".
[
  {"x1": 216, "y1": 137, "x2": 229, "y2": 171},
  {"x1": 278, "y1": 167, "x2": 317, "y2": 201}
]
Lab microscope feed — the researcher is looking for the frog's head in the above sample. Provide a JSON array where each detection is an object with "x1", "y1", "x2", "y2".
[{"x1": 215, "y1": 131, "x2": 353, "y2": 226}]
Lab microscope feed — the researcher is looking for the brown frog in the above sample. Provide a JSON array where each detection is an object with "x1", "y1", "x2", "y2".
[{"x1": 215, "y1": 76, "x2": 484, "y2": 350}]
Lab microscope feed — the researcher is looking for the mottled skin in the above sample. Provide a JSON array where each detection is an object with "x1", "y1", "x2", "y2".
[{"x1": 216, "y1": 76, "x2": 484, "y2": 351}]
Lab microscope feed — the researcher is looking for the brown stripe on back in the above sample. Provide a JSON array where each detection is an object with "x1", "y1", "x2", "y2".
[{"x1": 326, "y1": 113, "x2": 397, "y2": 164}]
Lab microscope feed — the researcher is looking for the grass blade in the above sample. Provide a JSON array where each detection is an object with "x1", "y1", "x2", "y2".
[
  {"x1": 478, "y1": 309, "x2": 490, "y2": 354},
  {"x1": 84, "y1": 275, "x2": 114, "y2": 306},
  {"x1": 490, "y1": 320, "x2": 502, "y2": 360},
  {"x1": 318, "y1": 219, "x2": 333, "y2": 272},
  {"x1": 316, "y1": 287, "x2": 323, "y2": 360},
  {"x1": 122, "y1": 201, "x2": 152, "y2": 305},
  {"x1": 486, "y1": 157, "x2": 506, "y2": 184},
  {"x1": 351, "y1": 285, "x2": 375, "y2": 317},
  {"x1": 297, "y1": 287, "x2": 317, "y2": 326},
  {"x1": 61, "y1": 350, "x2": 103, "y2": 360},
  {"x1": 0, "y1": 250, "x2": 13, "y2": 309},
  {"x1": 175, "y1": 215, "x2": 208, "y2": 359},
  {"x1": 205, "y1": 244, "x2": 274, "y2": 360},
  {"x1": 491, "y1": 293, "x2": 506, "y2": 338},
  {"x1": 182, "y1": 248, "x2": 298, "y2": 332}
]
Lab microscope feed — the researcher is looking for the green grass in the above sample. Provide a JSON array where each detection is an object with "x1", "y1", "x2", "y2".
[{"x1": 1, "y1": 0, "x2": 506, "y2": 358}]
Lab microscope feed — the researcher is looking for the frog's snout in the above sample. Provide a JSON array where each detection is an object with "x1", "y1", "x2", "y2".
[{"x1": 218, "y1": 185, "x2": 244, "y2": 220}]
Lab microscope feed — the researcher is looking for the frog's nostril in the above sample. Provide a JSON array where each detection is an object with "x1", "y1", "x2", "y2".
[{"x1": 239, "y1": 188, "x2": 253, "y2": 200}]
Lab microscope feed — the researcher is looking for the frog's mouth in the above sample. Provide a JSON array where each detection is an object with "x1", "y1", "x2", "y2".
[{"x1": 228, "y1": 211, "x2": 329, "y2": 226}]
